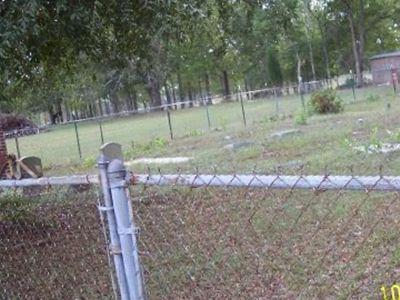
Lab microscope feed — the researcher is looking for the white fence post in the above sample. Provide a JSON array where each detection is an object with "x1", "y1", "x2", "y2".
[
  {"x1": 98, "y1": 143, "x2": 130, "y2": 300},
  {"x1": 105, "y1": 143, "x2": 146, "y2": 300}
]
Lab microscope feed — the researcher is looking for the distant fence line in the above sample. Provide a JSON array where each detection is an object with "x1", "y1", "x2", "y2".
[
  {"x1": 5, "y1": 77, "x2": 363, "y2": 162},
  {"x1": 55, "y1": 78, "x2": 332, "y2": 126}
]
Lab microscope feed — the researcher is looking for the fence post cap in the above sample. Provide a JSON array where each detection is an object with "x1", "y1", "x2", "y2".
[{"x1": 100, "y1": 142, "x2": 123, "y2": 161}]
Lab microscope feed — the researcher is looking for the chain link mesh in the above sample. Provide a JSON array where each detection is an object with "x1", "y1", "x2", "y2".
[
  {"x1": 131, "y1": 172, "x2": 400, "y2": 299},
  {"x1": 0, "y1": 185, "x2": 115, "y2": 299}
]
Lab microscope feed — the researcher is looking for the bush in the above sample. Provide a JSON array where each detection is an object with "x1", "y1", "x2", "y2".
[
  {"x1": 366, "y1": 93, "x2": 380, "y2": 102},
  {"x1": 0, "y1": 194, "x2": 34, "y2": 223},
  {"x1": 309, "y1": 89, "x2": 343, "y2": 114},
  {"x1": 294, "y1": 111, "x2": 307, "y2": 125}
]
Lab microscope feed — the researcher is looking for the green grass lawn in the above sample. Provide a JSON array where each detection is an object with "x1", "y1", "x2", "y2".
[{"x1": 9, "y1": 84, "x2": 398, "y2": 176}]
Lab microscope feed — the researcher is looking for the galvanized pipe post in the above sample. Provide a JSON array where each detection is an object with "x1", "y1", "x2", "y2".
[
  {"x1": 107, "y1": 145, "x2": 146, "y2": 300},
  {"x1": 98, "y1": 143, "x2": 130, "y2": 300}
]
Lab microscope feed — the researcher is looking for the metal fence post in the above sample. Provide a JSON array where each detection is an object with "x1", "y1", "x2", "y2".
[
  {"x1": 106, "y1": 143, "x2": 146, "y2": 300},
  {"x1": 98, "y1": 143, "x2": 130, "y2": 300},
  {"x1": 99, "y1": 120, "x2": 105, "y2": 145},
  {"x1": 74, "y1": 121, "x2": 82, "y2": 160},
  {"x1": 166, "y1": 109, "x2": 173, "y2": 139},
  {"x1": 239, "y1": 91, "x2": 247, "y2": 126}
]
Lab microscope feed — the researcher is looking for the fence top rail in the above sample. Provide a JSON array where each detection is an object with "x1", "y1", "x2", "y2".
[
  {"x1": 0, "y1": 175, "x2": 98, "y2": 188},
  {"x1": 130, "y1": 173, "x2": 400, "y2": 191},
  {"x1": 2, "y1": 172, "x2": 398, "y2": 191}
]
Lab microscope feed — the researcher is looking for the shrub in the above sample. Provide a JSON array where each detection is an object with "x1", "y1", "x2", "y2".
[
  {"x1": 0, "y1": 194, "x2": 34, "y2": 223},
  {"x1": 295, "y1": 111, "x2": 307, "y2": 125},
  {"x1": 309, "y1": 89, "x2": 343, "y2": 114},
  {"x1": 366, "y1": 93, "x2": 380, "y2": 102}
]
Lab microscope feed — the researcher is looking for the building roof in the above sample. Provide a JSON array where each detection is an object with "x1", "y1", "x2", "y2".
[{"x1": 370, "y1": 51, "x2": 400, "y2": 60}]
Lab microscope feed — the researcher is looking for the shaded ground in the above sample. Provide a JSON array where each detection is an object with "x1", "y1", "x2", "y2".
[
  {"x1": 133, "y1": 186, "x2": 400, "y2": 299},
  {"x1": 0, "y1": 188, "x2": 113, "y2": 299}
]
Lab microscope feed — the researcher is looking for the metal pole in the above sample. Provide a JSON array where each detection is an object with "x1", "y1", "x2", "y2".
[
  {"x1": 239, "y1": 91, "x2": 247, "y2": 126},
  {"x1": 74, "y1": 122, "x2": 82, "y2": 160},
  {"x1": 108, "y1": 156, "x2": 146, "y2": 300},
  {"x1": 205, "y1": 98, "x2": 211, "y2": 129},
  {"x1": 14, "y1": 131, "x2": 21, "y2": 158},
  {"x1": 99, "y1": 120, "x2": 105, "y2": 144},
  {"x1": 98, "y1": 147, "x2": 130, "y2": 300},
  {"x1": 166, "y1": 109, "x2": 173, "y2": 139}
]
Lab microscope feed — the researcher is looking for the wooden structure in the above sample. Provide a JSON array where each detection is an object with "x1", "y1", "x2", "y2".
[{"x1": 370, "y1": 51, "x2": 400, "y2": 85}]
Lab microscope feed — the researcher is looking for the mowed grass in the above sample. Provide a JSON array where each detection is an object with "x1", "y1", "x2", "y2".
[{"x1": 8, "y1": 84, "x2": 399, "y2": 176}]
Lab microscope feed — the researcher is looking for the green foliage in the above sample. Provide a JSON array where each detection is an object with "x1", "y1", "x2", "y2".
[
  {"x1": 367, "y1": 127, "x2": 382, "y2": 150},
  {"x1": 1, "y1": 0, "x2": 400, "y2": 118},
  {"x1": 309, "y1": 89, "x2": 343, "y2": 114},
  {"x1": 295, "y1": 110, "x2": 308, "y2": 125},
  {"x1": 184, "y1": 129, "x2": 203, "y2": 138},
  {"x1": 0, "y1": 194, "x2": 34, "y2": 223},
  {"x1": 82, "y1": 156, "x2": 96, "y2": 169},
  {"x1": 126, "y1": 137, "x2": 168, "y2": 158},
  {"x1": 366, "y1": 94, "x2": 380, "y2": 102}
]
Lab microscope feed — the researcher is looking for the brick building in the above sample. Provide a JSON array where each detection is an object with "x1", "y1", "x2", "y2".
[{"x1": 369, "y1": 51, "x2": 400, "y2": 85}]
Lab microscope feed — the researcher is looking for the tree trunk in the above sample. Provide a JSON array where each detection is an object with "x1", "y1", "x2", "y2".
[
  {"x1": 125, "y1": 93, "x2": 133, "y2": 111},
  {"x1": 188, "y1": 82, "x2": 194, "y2": 107},
  {"x1": 177, "y1": 72, "x2": 185, "y2": 109},
  {"x1": 347, "y1": 8, "x2": 363, "y2": 87},
  {"x1": 244, "y1": 78, "x2": 250, "y2": 100},
  {"x1": 146, "y1": 73, "x2": 162, "y2": 108},
  {"x1": 222, "y1": 70, "x2": 231, "y2": 101},
  {"x1": 358, "y1": 0, "x2": 365, "y2": 75},
  {"x1": 303, "y1": 0, "x2": 316, "y2": 81},
  {"x1": 110, "y1": 92, "x2": 120, "y2": 114},
  {"x1": 132, "y1": 89, "x2": 138, "y2": 111},
  {"x1": 98, "y1": 98, "x2": 104, "y2": 116},
  {"x1": 318, "y1": 20, "x2": 331, "y2": 85},
  {"x1": 205, "y1": 73, "x2": 212, "y2": 105},
  {"x1": 198, "y1": 80, "x2": 204, "y2": 106},
  {"x1": 296, "y1": 51, "x2": 303, "y2": 93},
  {"x1": 171, "y1": 83, "x2": 178, "y2": 110},
  {"x1": 164, "y1": 82, "x2": 172, "y2": 106}
]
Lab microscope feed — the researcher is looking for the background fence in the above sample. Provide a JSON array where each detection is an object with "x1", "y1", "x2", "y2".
[
  {"x1": 4, "y1": 78, "x2": 341, "y2": 164},
  {"x1": 1, "y1": 143, "x2": 400, "y2": 299},
  {"x1": 7, "y1": 76, "x2": 397, "y2": 167}
]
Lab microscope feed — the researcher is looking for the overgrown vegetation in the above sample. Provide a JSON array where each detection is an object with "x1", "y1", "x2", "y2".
[
  {"x1": 309, "y1": 89, "x2": 343, "y2": 114},
  {"x1": 0, "y1": 194, "x2": 34, "y2": 223}
]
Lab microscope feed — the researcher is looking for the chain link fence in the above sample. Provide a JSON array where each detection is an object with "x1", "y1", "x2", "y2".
[
  {"x1": 0, "y1": 183, "x2": 116, "y2": 299},
  {"x1": 130, "y1": 172, "x2": 400, "y2": 299},
  {"x1": 1, "y1": 142, "x2": 400, "y2": 299}
]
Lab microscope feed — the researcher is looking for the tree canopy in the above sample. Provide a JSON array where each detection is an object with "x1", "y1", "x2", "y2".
[{"x1": 1, "y1": 0, "x2": 399, "y2": 122}]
